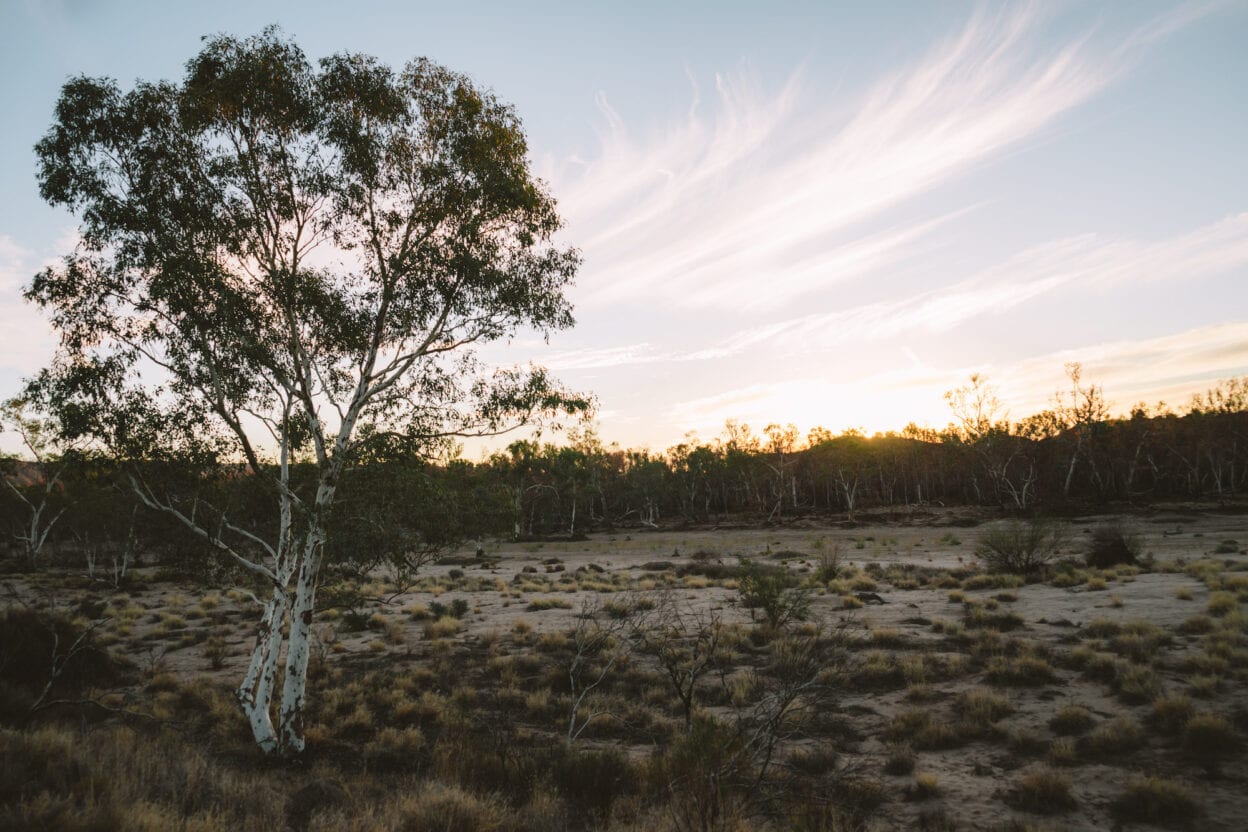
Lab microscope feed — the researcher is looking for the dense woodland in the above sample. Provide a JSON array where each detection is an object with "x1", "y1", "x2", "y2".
[{"x1": 4, "y1": 374, "x2": 1246, "y2": 567}]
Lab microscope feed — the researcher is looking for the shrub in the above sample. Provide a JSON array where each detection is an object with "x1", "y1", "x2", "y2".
[
  {"x1": 985, "y1": 655, "x2": 1056, "y2": 687},
  {"x1": 976, "y1": 518, "x2": 1066, "y2": 574},
  {"x1": 423, "y1": 616, "x2": 464, "y2": 639},
  {"x1": 911, "y1": 771, "x2": 940, "y2": 800},
  {"x1": 1207, "y1": 592, "x2": 1237, "y2": 617},
  {"x1": 885, "y1": 710, "x2": 961, "y2": 750},
  {"x1": 1080, "y1": 716, "x2": 1145, "y2": 758},
  {"x1": 883, "y1": 742, "x2": 916, "y2": 775},
  {"x1": 391, "y1": 782, "x2": 507, "y2": 832},
  {"x1": 1182, "y1": 713, "x2": 1239, "y2": 763},
  {"x1": 1114, "y1": 664, "x2": 1162, "y2": 705},
  {"x1": 549, "y1": 747, "x2": 637, "y2": 823},
  {"x1": 0, "y1": 608, "x2": 130, "y2": 724},
  {"x1": 737, "y1": 558, "x2": 810, "y2": 629},
  {"x1": 648, "y1": 717, "x2": 752, "y2": 831},
  {"x1": 1047, "y1": 737, "x2": 1078, "y2": 767},
  {"x1": 963, "y1": 605, "x2": 1025, "y2": 631},
  {"x1": 1086, "y1": 524, "x2": 1141, "y2": 569},
  {"x1": 1112, "y1": 777, "x2": 1198, "y2": 826},
  {"x1": 525, "y1": 598, "x2": 573, "y2": 612},
  {"x1": 1151, "y1": 695, "x2": 1195, "y2": 735},
  {"x1": 1010, "y1": 767, "x2": 1076, "y2": 814},
  {"x1": 1049, "y1": 705, "x2": 1095, "y2": 736}
]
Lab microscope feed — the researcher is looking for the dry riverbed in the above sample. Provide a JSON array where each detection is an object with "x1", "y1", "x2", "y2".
[{"x1": 4, "y1": 507, "x2": 1248, "y2": 831}]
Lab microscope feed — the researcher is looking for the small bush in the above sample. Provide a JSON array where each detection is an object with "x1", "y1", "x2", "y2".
[
  {"x1": 0, "y1": 608, "x2": 129, "y2": 724},
  {"x1": 1048, "y1": 737, "x2": 1078, "y2": 767},
  {"x1": 737, "y1": 558, "x2": 811, "y2": 629},
  {"x1": 1112, "y1": 777, "x2": 1199, "y2": 827},
  {"x1": 1207, "y1": 592, "x2": 1237, "y2": 617},
  {"x1": 1151, "y1": 695, "x2": 1195, "y2": 735},
  {"x1": 1114, "y1": 664, "x2": 1163, "y2": 705},
  {"x1": 883, "y1": 742, "x2": 916, "y2": 775},
  {"x1": 1049, "y1": 705, "x2": 1095, "y2": 736},
  {"x1": 1080, "y1": 716, "x2": 1145, "y2": 758},
  {"x1": 885, "y1": 710, "x2": 961, "y2": 750},
  {"x1": 963, "y1": 605, "x2": 1025, "y2": 631},
  {"x1": 549, "y1": 747, "x2": 637, "y2": 823},
  {"x1": 423, "y1": 616, "x2": 464, "y2": 639},
  {"x1": 911, "y1": 771, "x2": 940, "y2": 800},
  {"x1": 1182, "y1": 713, "x2": 1239, "y2": 763},
  {"x1": 1086, "y1": 524, "x2": 1141, "y2": 569},
  {"x1": 985, "y1": 655, "x2": 1056, "y2": 687},
  {"x1": 526, "y1": 598, "x2": 573, "y2": 612},
  {"x1": 1010, "y1": 767, "x2": 1076, "y2": 814},
  {"x1": 976, "y1": 518, "x2": 1066, "y2": 574}
]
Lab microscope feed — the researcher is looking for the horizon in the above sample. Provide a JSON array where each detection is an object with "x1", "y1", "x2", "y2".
[{"x1": 2, "y1": 1, "x2": 1246, "y2": 455}]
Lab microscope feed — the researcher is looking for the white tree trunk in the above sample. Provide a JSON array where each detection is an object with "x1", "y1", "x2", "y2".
[
  {"x1": 278, "y1": 547, "x2": 320, "y2": 753},
  {"x1": 237, "y1": 588, "x2": 288, "y2": 753}
]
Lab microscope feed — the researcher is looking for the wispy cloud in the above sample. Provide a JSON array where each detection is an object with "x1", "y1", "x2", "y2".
[
  {"x1": 549, "y1": 4, "x2": 1162, "y2": 311},
  {"x1": 542, "y1": 343, "x2": 669, "y2": 371},
  {"x1": 708, "y1": 213, "x2": 1248, "y2": 357}
]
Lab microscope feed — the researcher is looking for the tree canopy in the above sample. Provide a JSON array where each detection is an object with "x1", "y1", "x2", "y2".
[{"x1": 24, "y1": 27, "x2": 589, "y2": 753}]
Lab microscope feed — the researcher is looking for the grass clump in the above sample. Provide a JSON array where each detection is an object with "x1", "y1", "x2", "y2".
[
  {"x1": 984, "y1": 654, "x2": 1056, "y2": 687},
  {"x1": 1047, "y1": 737, "x2": 1078, "y2": 767},
  {"x1": 423, "y1": 616, "x2": 464, "y2": 639},
  {"x1": 911, "y1": 771, "x2": 940, "y2": 800},
  {"x1": 525, "y1": 597, "x2": 573, "y2": 612},
  {"x1": 1048, "y1": 704, "x2": 1095, "y2": 736},
  {"x1": 1207, "y1": 592, "x2": 1237, "y2": 617},
  {"x1": 1112, "y1": 777, "x2": 1199, "y2": 827},
  {"x1": 1010, "y1": 767, "x2": 1077, "y2": 814},
  {"x1": 1080, "y1": 716, "x2": 1145, "y2": 758},
  {"x1": 883, "y1": 742, "x2": 916, "y2": 775},
  {"x1": 1150, "y1": 694, "x2": 1195, "y2": 735},
  {"x1": 1181, "y1": 713, "x2": 1240, "y2": 764},
  {"x1": 885, "y1": 709, "x2": 961, "y2": 750}
]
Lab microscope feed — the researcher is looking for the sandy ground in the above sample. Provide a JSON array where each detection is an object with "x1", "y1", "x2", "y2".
[{"x1": 7, "y1": 506, "x2": 1248, "y2": 830}]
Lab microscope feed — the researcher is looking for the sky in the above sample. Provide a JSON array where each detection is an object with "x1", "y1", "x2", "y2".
[{"x1": 1, "y1": 0, "x2": 1246, "y2": 455}]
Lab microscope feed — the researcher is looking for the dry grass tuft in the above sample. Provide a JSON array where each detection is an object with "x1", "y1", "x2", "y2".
[{"x1": 1010, "y1": 767, "x2": 1077, "y2": 814}]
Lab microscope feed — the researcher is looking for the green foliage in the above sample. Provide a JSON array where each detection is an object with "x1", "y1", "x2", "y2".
[{"x1": 736, "y1": 557, "x2": 810, "y2": 630}]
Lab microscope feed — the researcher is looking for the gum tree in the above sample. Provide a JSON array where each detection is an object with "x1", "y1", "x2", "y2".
[{"x1": 26, "y1": 29, "x2": 588, "y2": 754}]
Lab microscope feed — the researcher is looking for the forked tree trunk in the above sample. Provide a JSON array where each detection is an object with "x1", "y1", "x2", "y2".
[{"x1": 237, "y1": 587, "x2": 290, "y2": 752}]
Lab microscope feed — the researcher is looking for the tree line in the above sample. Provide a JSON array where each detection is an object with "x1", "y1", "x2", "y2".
[
  {"x1": 484, "y1": 369, "x2": 1248, "y2": 536},
  {"x1": 6, "y1": 371, "x2": 1246, "y2": 566}
]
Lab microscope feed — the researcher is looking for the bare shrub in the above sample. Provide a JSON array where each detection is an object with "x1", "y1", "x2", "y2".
[{"x1": 975, "y1": 518, "x2": 1066, "y2": 574}]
